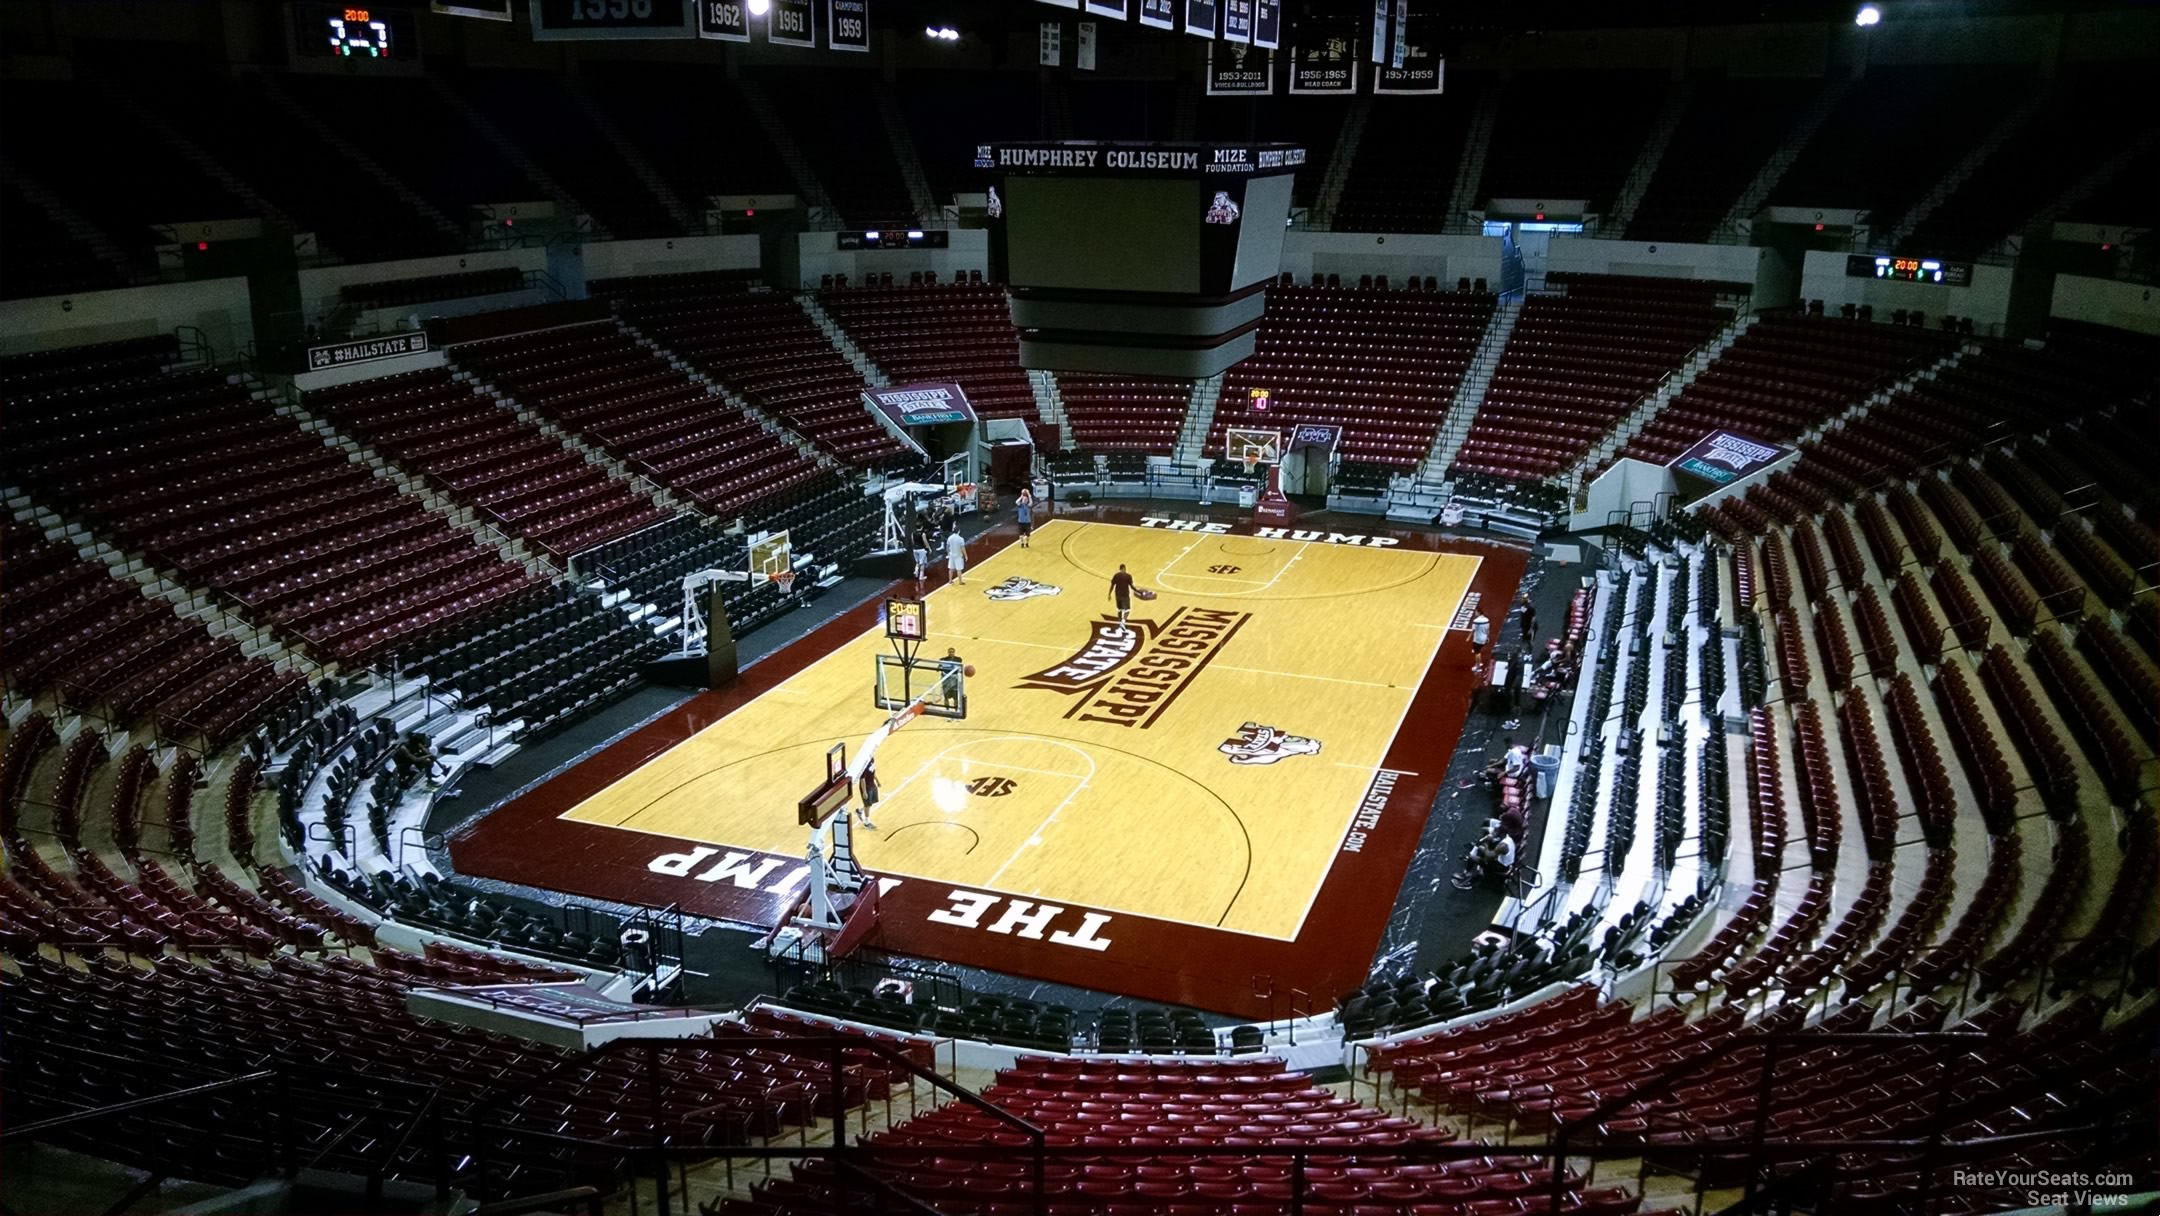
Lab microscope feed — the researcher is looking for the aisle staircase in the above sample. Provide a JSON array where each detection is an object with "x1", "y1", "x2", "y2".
[
  {"x1": 737, "y1": 78, "x2": 837, "y2": 218},
  {"x1": 1441, "y1": 85, "x2": 1502, "y2": 232},
  {"x1": 1172, "y1": 375, "x2": 1227, "y2": 466},
  {"x1": 1028, "y1": 370, "x2": 1072, "y2": 449},
  {"x1": 873, "y1": 80, "x2": 941, "y2": 224},
  {"x1": 567, "y1": 85, "x2": 702, "y2": 232},
  {"x1": 1884, "y1": 84, "x2": 2051, "y2": 250},
  {"x1": 1714, "y1": 77, "x2": 1852, "y2": 240},
  {"x1": 0, "y1": 153, "x2": 139, "y2": 284},
  {"x1": 1310, "y1": 95, "x2": 1371, "y2": 228},
  {"x1": 258, "y1": 74, "x2": 466, "y2": 246},
  {"x1": 798, "y1": 295, "x2": 888, "y2": 387},
  {"x1": 1577, "y1": 310, "x2": 1761, "y2": 479},
  {"x1": 1608, "y1": 84, "x2": 1694, "y2": 236},
  {"x1": 1418, "y1": 295, "x2": 1522, "y2": 481},
  {"x1": 425, "y1": 77, "x2": 606, "y2": 240}
]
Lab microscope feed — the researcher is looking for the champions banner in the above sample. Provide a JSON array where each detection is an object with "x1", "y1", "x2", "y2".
[
  {"x1": 1183, "y1": 0, "x2": 1218, "y2": 38},
  {"x1": 1138, "y1": 0, "x2": 1175, "y2": 29},
  {"x1": 867, "y1": 383, "x2": 978, "y2": 428},
  {"x1": 1374, "y1": 6, "x2": 1441, "y2": 94},
  {"x1": 827, "y1": 0, "x2": 867, "y2": 51},
  {"x1": 1669, "y1": 430, "x2": 1793, "y2": 486},
  {"x1": 1252, "y1": 0, "x2": 1280, "y2": 49},
  {"x1": 697, "y1": 0, "x2": 749, "y2": 40},
  {"x1": 1288, "y1": 19, "x2": 1358, "y2": 94},
  {"x1": 768, "y1": 0, "x2": 814, "y2": 46},
  {"x1": 1222, "y1": 0, "x2": 1252, "y2": 43},
  {"x1": 1206, "y1": 42, "x2": 1272, "y2": 95}
]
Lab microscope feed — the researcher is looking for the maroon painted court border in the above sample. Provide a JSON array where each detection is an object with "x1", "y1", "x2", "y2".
[{"x1": 450, "y1": 506, "x2": 1527, "y2": 1017}]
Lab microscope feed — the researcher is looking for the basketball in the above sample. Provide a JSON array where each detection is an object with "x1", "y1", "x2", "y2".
[
  {"x1": 1134, "y1": 588, "x2": 1158, "y2": 601},
  {"x1": 963, "y1": 664, "x2": 976, "y2": 678}
]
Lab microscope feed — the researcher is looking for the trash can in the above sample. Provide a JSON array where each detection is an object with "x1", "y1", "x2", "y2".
[
  {"x1": 1531, "y1": 753, "x2": 1561, "y2": 801},
  {"x1": 1471, "y1": 614, "x2": 1491, "y2": 648}
]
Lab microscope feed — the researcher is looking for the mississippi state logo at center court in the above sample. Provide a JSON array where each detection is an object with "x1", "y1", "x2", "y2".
[
  {"x1": 985, "y1": 576, "x2": 1062, "y2": 602},
  {"x1": 1218, "y1": 722, "x2": 1323, "y2": 766}
]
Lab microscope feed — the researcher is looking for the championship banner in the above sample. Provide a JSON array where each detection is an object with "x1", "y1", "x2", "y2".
[
  {"x1": 1039, "y1": 21, "x2": 1062, "y2": 65},
  {"x1": 1288, "y1": 21, "x2": 1358, "y2": 94},
  {"x1": 768, "y1": 0, "x2": 814, "y2": 46},
  {"x1": 1076, "y1": 20, "x2": 1097, "y2": 70},
  {"x1": 1083, "y1": 0, "x2": 1128, "y2": 16},
  {"x1": 1669, "y1": 430, "x2": 1793, "y2": 486},
  {"x1": 1137, "y1": 0, "x2": 1175, "y2": 29},
  {"x1": 827, "y1": 0, "x2": 868, "y2": 51},
  {"x1": 1183, "y1": 0, "x2": 1218, "y2": 39},
  {"x1": 1036, "y1": 0, "x2": 1080, "y2": 7},
  {"x1": 697, "y1": 0, "x2": 749, "y2": 40},
  {"x1": 1286, "y1": 422, "x2": 1341, "y2": 455},
  {"x1": 1205, "y1": 42, "x2": 1272, "y2": 95},
  {"x1": 1374, "y1": 7, "x2": 1441, "y2": 94},
  {"x1": 1371, "y1": 0, "x2": 1391, "y2": 64},
  {"x1": 1222, "y1": 0, "x2": 1252, "y2": 43},
  {"x1": 1251, "y1": 0, "x2": 1280, "y2": 49},
  {"x1": 866, "y1": 383, "x2": 978, "y2": 428}
]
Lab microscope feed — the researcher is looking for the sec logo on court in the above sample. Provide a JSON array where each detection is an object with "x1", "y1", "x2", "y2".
[{"x1": 965, "y1": 776, "x2": 1018, "y2": 797}]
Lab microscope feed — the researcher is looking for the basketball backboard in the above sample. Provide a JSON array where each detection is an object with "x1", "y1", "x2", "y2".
[{"x1": 873, "y1": 653, "x2": 966, "y2": 719}]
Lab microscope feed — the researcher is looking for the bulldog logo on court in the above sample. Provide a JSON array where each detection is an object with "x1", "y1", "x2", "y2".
[
  {"x1": 1015, "y1": 606, "x2": 1251, "y2": 729},
  {"x1": 985, "y1": 576, "x2": 1062, "y2": 602},
  {"x1": 1218, "y1": 722, "x2": 1323, "y2": 766}
]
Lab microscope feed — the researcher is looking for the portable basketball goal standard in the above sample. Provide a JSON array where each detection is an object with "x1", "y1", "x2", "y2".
[
  {"x1": 1203, "y1": 426, "x2": 1289, "y2": 509},
  {"x1": 771, "y1": 594, "x2": 968, "y2": 957},
  {"x1": 675, "y1": 529, "x2": 796, "y2": 658}
]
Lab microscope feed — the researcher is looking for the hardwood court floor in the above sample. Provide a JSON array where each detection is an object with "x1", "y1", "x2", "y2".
[{"x1": 561, "y1": 520, "x2": 1480, "y2": 940}]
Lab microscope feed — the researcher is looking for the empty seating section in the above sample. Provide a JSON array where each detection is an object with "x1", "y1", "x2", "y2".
[
  {"x1": 2, "y1": 523, "x2": 303, "y2": 745},
  {"x1": 0, "y1": 78, "x2": 251, "y2": 277},
  {"x1": 1906, "y1": 69, "x2": 2152, "y2": 257},
  {"x1": 168, "y1": 71, "x2": 460, "y2": 264},
  {"x1": 611, "y1": 283, "x2": 903, "y2": 465},
  {"x1": 726, "y1": 1056, "x2": 1642, "y2": 1216},
  {"x1": 451, "y1": 321, "x2": 825, "y2": 516},
  {"x1": 1770, "y1": 65, "x2": 2037, "y2": 223},
  {"x1": 820, "y1": 283, "x2": 1039, "y2": 423},
  {"x1": 452, "y1": 69, "x2": 679, "y2": 238},
  {"x1": 1476, "y1": 73, "x2": 1669, "y2": 214},
  {"x1": 1613, "y1": 314, "x2": 1954, "y2": 467},
  {"x1": 1625, "y1": 79, "x2": 1817, "y2": 242},
  {"x1": 278, "y1": 75, "x2": 538, "y2": 222},
  {"x1": 1452, "y1": 275, "x2": 1736, "y2": 481},
  {"x1": 1, "y1": 184, "x2": 124, "y2": 301},
  {"x1": 340, "y1": 268, "x2": 527, "y2": 311},
  {"x1": 1, "y1": 351, "x2": 540, "y2": 665},
  {"x1": 1213, "y1": 286, "x2": 1497, "y2": 467},
  {"x1": 1057, "y1": 374, "x2": 1191, "y2": 453},
  {"x1": 1330, "y1": 90, "x2": 1476, "y2": 232},
  {"x1": 579, "y1": 63, "x2": 795, "y2": 208},
  {"x1": 752, "y1": 72, "x2": 915, "y2": 228},
  {"x1": 306, "y1": 368, "x2": 668, "y2": 560}
]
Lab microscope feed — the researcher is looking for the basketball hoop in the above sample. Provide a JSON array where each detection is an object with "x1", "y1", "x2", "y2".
[
  {"x1": 772, "y1": 570, "x2": 797, "y2": 596},
  {"x1": 1242, "y1": 454, "x2": 1261, "y2": 480}
]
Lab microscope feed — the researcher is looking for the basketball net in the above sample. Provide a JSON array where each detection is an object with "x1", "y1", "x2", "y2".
[
  {"x1": 1242, "y1": 453, "x2": 1261, "y2": 479},
  {"x1": 772, "y1": 570, "x2": 796, "y2": 595}
]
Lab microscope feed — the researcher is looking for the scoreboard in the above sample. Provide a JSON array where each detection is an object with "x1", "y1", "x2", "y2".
[
  {"x1": 529, "y1": 0, "x2": 696, "y2": 40},
  {"x1": 1847, "y1": 254, "x2": 1973, "y2": 286}
]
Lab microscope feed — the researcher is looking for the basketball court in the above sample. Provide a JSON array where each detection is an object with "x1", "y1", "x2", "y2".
[{"x1": 453, "y1": 511, "x2": 1525, "y2": 1015}]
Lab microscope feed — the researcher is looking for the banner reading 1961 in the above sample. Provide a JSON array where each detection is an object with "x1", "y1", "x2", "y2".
[{"x1": 768, "y1": 0, "x2": 813, "y2": 46}]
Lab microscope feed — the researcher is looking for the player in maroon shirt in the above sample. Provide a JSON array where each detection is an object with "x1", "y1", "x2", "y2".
[{"x1": 1109, "y1": 564, "x2": 1135, "y2": 637}]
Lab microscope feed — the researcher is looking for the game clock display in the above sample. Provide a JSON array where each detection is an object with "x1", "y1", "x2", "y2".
[
  {"x1": 530, "y1": 0, "x2": 697, "y2": 39},
  {"x1": 1846, "y1": 254, "x2": 1973, "y2": 286},
  {"x1": 884, "y1": 598, "x2": 926, "y2": 642},
  {"x1": 293, "y1": 5, "x2": 415, "y2": 58}
]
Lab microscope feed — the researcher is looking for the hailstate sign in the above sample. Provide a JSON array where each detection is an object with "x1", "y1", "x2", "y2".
[
  {"x1": 865, "y1": 383, "x2": 977, "y2": 427},
  {"x1": 1669, "y1": 430, "x2": 1793, "y2": 486},
  {"x1": 306, "y1": 332, "x2": 428, "y2": 371}
]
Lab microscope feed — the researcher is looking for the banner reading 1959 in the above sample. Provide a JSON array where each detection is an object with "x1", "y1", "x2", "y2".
[{"x1": 827, "y1": 0, "x2": 867, "y2": 50}]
